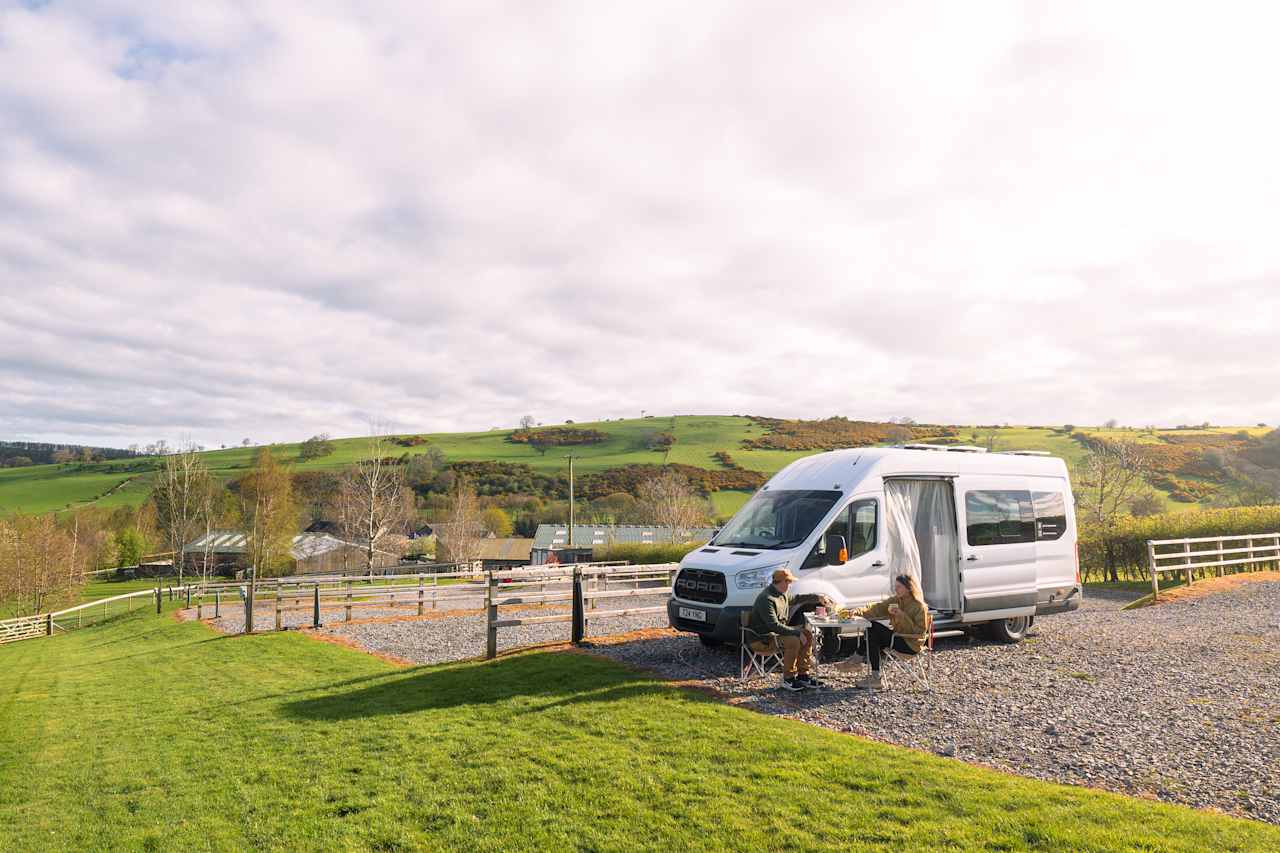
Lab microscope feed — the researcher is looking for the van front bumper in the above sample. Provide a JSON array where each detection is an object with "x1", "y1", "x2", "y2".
[{"x1": 667, "y1": 599, "x2": 749, "y2": 642}]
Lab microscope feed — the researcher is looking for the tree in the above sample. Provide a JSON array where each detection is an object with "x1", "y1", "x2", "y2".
[
  {"x1": 480, "y1": 506, "x2": 513, "y2": 538},
  {"x1": 242, "y1": 438, "x2": 252, "y2": 447},
  {"x1": 238, "y1": 447, "x2": 298, "y2": 581},
  {"x1": 52, "y1": 448, "x2": 75, "y2": 464},
  {"x1": 978, "y1": 428, "x2": 1002, "y2": 452},
  {"x1": 298, "y1": 433, "x2": 335, "y2": 461},
  {"x1": 520, "y1": 415, "x2": 536, "y2": 430},
  {"x1": 0, "y1": 514, "x2": 82, "y2": 617},
  {"x1": 113, "y1": 527, "x2": 145, "y2": 568},
  {"x1": 152, "y1": 443, "x2": 214, "y2": 586},
  {"x1": 437, "y1": 477, "x2": 482, "y2": 565},
  {"x1": 1128, "y1": 491, "x2": 1164, "y2": 518},
  {"x1": 1072, "y1": 442, "x2": 1150, "y2": 581},
  {"x1": 405, "y1": 447, "x2": 447, "y2": 491},
  {"x1": 1104, "y1": 419, "x2": 1119, "y2": 429},
  {"x1": 636, "y1": 470, "x2": 709, "y2": 542},
  {"x1": 334, "y1": 434, "x2": 412, "y2": 572}
]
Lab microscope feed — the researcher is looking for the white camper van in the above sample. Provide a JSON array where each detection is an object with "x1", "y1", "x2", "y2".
[{"x1": 667, "y1": 446, "x2": 1080, "y2": 654}]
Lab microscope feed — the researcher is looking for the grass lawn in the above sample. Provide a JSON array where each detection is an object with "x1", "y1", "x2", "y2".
[{"x1": 1, "y1": 612, "x2": 1276, "y2": 851}]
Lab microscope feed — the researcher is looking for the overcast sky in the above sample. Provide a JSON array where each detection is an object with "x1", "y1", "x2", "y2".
[{"x1": 3, "y1": 2, "x2": 1279, "y2": 448}]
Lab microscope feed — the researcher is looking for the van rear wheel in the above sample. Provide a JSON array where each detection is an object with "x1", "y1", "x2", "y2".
[{"x1": 987, "y1": 616, "x2": 1030, "y2": 643}]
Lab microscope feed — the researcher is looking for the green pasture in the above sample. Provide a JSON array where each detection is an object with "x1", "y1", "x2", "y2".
[
  {"x1": 1, "y1": 417, "x2": 1265, "y2": 517},
  {"x1": 1, "y1": 611, "x2": 1275, "y2": 851}
]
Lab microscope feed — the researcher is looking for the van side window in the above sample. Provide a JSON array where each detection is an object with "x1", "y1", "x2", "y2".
[
  {"x1": 965, "y1": 490, "x2": 1035, "y2": 546},
  {"x1": 849, "y1": 500, "x2": 877, "y2": 558},
  {"x1": 1032, "y1": 491, "x2": 1067, "y2": 541}
]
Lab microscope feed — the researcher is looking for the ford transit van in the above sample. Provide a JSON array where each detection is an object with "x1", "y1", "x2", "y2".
[{"x1": 667, "y1": 445, "x2": 1080, "y2": 653}]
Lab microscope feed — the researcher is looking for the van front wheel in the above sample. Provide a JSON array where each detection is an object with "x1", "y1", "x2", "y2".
[{"x1": 987, "y1": 616, "x2": 1030, "y2": 643}]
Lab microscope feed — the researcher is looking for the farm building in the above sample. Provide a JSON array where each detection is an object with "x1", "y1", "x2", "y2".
[
  {"x1": 473, "y1": 538, "x2": 535, "y2": 571},
  {"x1": 530, "y1": 524, "x2": 718, "y2": 565},
  {"x1": 183, "y1": 530, "x2": 401, "y2": 577}
]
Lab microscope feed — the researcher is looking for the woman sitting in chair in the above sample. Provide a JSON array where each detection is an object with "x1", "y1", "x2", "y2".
[{"x1": 836, "y1": 574, "x2": 928, "y2": 691}]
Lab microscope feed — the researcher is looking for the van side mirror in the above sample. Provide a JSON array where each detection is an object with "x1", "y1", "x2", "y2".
[{"x1": 824, "y1": 534, "x2": 848, "y2": 566}]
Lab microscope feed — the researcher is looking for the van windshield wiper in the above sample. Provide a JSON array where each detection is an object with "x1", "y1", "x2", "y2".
[
  {"x1": 712, "y1": 541, "x2": 770, "y2": 549},
  {"x1": 766, "y1": 538, "x2": 805, "y2": 549}
]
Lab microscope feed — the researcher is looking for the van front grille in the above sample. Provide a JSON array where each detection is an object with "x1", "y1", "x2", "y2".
[{"x1": 674, "y1": 568, "x2": 727, "y2": 604}]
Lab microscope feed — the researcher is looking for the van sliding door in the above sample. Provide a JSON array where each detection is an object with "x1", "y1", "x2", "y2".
[{"x1": 955, "y1": 479, "x2": 1037, "y2": 620}]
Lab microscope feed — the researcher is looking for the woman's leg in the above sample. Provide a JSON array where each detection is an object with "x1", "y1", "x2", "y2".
[
  {"x1": 866, "y1": 622, "x2": 893, "y2": 672},
  {"x1": 890, "y1": 637, "x2": 916, "y2": 656}
]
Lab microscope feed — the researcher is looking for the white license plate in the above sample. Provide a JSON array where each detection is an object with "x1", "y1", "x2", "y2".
[{"x1": 678, "y1": 606, "x2": 707, "y2": 622}]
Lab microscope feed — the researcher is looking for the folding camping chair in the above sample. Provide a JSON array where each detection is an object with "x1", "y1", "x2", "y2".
[
  {"x1": 739, "y1": 611, "x2": 782, "y2": 682},
  {"x1": 881, "y1": 611, "x2": 934, "y2": 691}
]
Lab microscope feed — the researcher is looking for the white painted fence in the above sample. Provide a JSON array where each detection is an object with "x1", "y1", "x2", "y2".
[{"x1": 1146, "y1": 532, "x2": 1280, "y2": 599}]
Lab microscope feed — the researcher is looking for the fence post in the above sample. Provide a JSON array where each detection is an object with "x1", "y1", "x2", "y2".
[
  {"x1": 46, "y1": 613, "x2": 52, "y2": 636},
  {"x1": 313, "y1": 583, "x2": 321, "y2": 628},
  {"x1": 155, "y1": 587, "x2": 161, "y2": 614},
  {"x1": 486, "y1": 570, "x2": 498, "y2": 659},
  {"x1": 274, "y1": 579, "x2": 282, "y2": 631},
  {"x1": 186, "y1": 586, "x2": 192, "y2": 609},
  {"x1": 432, "y1": 573, "x2": 439, "y2": 610},
  {"x1": 571, "y1": 565, "x2": 585, "y2": 645},
  {"x1": 345, "y1": 581, "x2": 352, "y2": 622},
  {"x1": 245, "y1": 573, "x2": 255, "y2": 635},
  {"x1": 215, "y1": 589, "x2": 220, "y2": 618},
  {"x1": 417, "y1": 574, "x2": 424, "y2": 617},
  {"x1": 1147, "y1": 541, "x2": 1159, "y2": 601},
  {"x1": 1183, "y1": 541, "x2": 1192, "y2": 587}
]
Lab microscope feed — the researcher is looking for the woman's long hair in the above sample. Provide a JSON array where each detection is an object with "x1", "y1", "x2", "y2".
[{"x1": 895, "y1": 573, "x2": 925, "y2": 605}]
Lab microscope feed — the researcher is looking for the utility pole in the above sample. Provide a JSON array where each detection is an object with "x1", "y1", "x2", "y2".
[{"x1": 566, "y1": 454, "x2": 576, "y2": 549}]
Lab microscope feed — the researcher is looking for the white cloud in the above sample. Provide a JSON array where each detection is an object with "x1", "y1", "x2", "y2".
[{"x1": 2, "y1": 1, "x2": 1279, "y2": 446}]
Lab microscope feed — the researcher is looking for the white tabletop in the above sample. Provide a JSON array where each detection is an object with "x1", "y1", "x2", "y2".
[{"x1": 804, "y1": 612, "x2": 870, "y2": 631}]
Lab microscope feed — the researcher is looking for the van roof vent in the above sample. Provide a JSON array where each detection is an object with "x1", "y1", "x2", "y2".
[
  {"x1": 899, "y1": 443, "x2": 988, "y2": 453},
  {"x1": 1000, "y1": 450, "x2": 1052, "y2": 457}
]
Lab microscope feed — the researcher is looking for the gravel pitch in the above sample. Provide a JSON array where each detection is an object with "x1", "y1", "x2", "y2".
[
  {"x1": 587, "y1": 582, "x2": 1280, "y2": 825},
  {"x1": 196, "y1": 589, "x2": 672, "y2": 665}
]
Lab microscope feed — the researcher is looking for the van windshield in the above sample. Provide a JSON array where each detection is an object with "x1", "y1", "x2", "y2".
[{"x1": 713, "y1": 490, "x2": 842, "y2": 550}]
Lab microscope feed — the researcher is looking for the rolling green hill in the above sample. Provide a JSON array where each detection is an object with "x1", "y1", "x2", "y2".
[{"x1": 0, "y1": 417, "x2": 1271, "y2": 517}]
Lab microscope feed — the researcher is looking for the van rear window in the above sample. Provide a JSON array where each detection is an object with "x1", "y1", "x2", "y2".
[
  {"x1": 1032, "y1": 491, "x2": 1067, "y2": 541},
  {"x1": 965, "y1": 490, "x2": 1035, "y2": 546}
]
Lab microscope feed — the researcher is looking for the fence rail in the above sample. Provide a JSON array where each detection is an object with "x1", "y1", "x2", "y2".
[
  {"x1": 1146, "y1": 532, "x2": 1280, "y2": 600},
  {"x1": 484, "y1": 563, "x2": 678, "y2": 658},
  {"x1": 0, "y1": 584, "x2": 196, "y2": 645}
]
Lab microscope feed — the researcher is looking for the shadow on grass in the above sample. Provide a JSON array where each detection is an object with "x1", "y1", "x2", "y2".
[{"x1": 281, "y1": 652, "x2": 677, "y2": 721}]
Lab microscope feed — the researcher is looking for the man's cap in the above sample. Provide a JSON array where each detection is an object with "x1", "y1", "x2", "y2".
[{"x1": 771, "y1": 568, "x2": 798, "y2": 583}]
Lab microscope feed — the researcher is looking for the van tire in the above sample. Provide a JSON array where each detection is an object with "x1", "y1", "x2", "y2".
[
  {"x1": 986, "y1": 616, "x2": 1030, "y2": 643},
  {"x1": 698, "y1": 634, "x2": 723, "y2": 648}
]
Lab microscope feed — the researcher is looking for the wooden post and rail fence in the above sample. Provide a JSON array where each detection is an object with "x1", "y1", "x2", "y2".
[
  {"x1": 6, "y1": 561, "x2": 677, "y2": 649},
  {"x1": 1146, "y1": 532, "x2": 1280, "y2": 600}
]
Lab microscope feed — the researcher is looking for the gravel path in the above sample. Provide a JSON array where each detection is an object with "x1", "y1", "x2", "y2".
[
  {"x1": 193, "y1": 591, "x2": 672, "y2": 665},
  {"x1": 586, "y1": 581, "x2": 1280, "y2": 824}
]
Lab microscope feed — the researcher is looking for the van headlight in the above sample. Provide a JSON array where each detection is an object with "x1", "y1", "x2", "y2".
[{"x1": 736, "y1": 563, "x2": 788, "y2": 590}]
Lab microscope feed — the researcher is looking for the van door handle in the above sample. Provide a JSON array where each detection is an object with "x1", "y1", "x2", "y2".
[{"x1": 966, "y1": 555, "x2": 979, "y2": 562}]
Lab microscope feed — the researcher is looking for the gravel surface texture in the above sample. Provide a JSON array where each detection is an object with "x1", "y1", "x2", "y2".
[
  {"x1": 194, "y1": 586, "x2": 671, "y2": 664},
  {"x1": 586, "y1": 582, "x2": 1280, "y2": 824}
]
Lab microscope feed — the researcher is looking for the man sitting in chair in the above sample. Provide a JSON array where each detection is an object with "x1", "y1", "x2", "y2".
[
  {"x1": 748, "y1": 568, "x2": 829, "y2": 691},
  {"x1": 835, "y1": 574, "x2": 928, "y2": 691}
]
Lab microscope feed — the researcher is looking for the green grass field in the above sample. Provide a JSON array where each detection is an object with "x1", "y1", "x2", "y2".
[
  {"x1": 0, "y1": 611, "x2": 1276, "y2": 851},
  {"x1": 0, "y1": 417, "x2": 1266, "y2": 517}
]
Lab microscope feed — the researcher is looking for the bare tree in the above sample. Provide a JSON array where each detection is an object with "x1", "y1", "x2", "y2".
[
  {"x1": 152, "y1": 442, "x2": 215, "y2": 586},
  {"x1": 0, "y1": 514, "x2": 80, "y2": 617},
  {"x1": 335, "y1": 433, "x2": 413, "y2": 572},
  {"x1": 520, "y1": 415, "x2": 536, "y2": 430},
  {"x1": 637, "y1": 470, "x2": 709, "y2": 542},
  {"x1": 437, "y1": 476, "x2": 483, "y2": 566},
  {"x1": 1073, "y1": 442, "x2": 1151, "y2": 582},
  {"x1": 238, "y1": 448, "x2": 298, "y2": 632}
]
